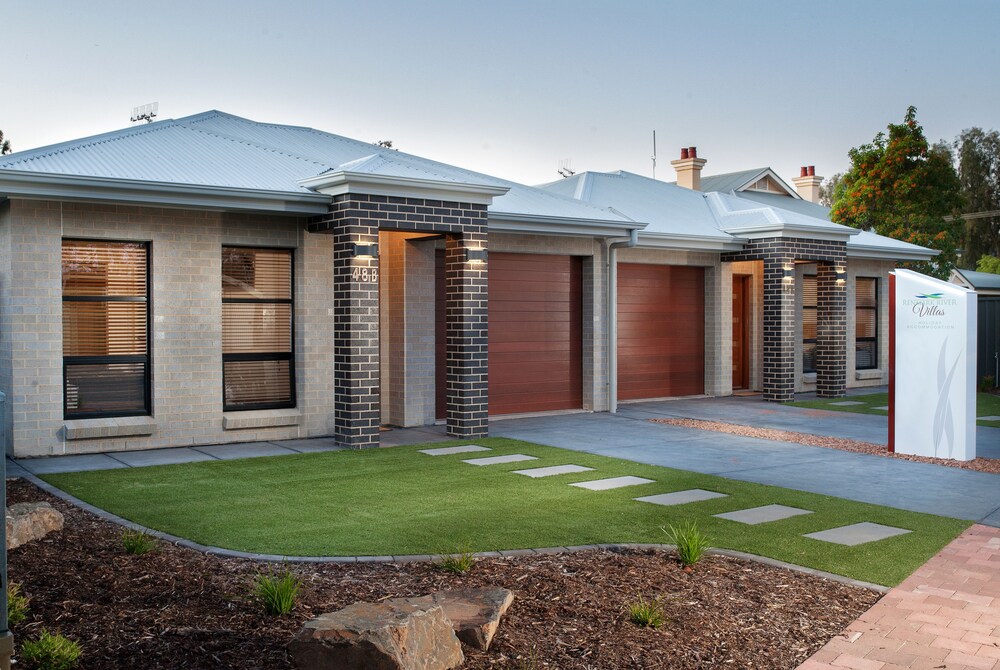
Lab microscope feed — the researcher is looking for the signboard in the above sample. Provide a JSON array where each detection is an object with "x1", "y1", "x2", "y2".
[{"x1": 890, "y1": 269, "x2": 977, "y2": 460}]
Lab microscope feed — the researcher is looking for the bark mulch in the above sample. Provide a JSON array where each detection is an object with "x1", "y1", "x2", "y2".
[
  {"x1": 652, "y1": 417, "x2": 1000, "y2": 474},
  {"x1": 8, "y1": 479, "x2": 880, "y2": 669}
]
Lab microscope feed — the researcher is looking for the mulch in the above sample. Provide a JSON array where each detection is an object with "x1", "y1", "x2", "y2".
[
  {"x1": 652, "y1": 417, "x2": 1000, "y2": 475},
  {"x1": 7, "y1": 479, "x2": 880, "y2": 669}
]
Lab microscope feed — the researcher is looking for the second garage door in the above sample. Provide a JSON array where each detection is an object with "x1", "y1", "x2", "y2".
[
  {"x1": 489, "y1": 253, "x2": 582, "y2": 415},
  {"x1": 617, "y1": 264, "x2": 704, "y2": 400}
]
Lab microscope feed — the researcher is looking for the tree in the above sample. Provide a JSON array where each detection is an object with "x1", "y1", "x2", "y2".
[
  {"x1": 977, "y1": 254, "x2": 1000, "y2": 274},
  {"x1": 830, "y1": 106, "x2": 962, "y2": 278},
  {"x1": 0, "y1": 129, "x2": 10, "y2": 155},
  {"x1": 954, "y1": 127, "x2": 1000, "y2": 268},
  {"x1": 818, "y1": 172, "x2": 843, "y2": 207}
]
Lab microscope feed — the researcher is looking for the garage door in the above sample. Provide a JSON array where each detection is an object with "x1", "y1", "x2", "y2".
[
  {"x1": 489, "y1": 253, "x2": 583, "y2": 415},
  {"x1": 617, "y1": 264, "x2": 704, "y2": 400}
]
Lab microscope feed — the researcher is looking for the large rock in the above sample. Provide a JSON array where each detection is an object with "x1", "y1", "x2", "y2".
[
  {"x1": 6, "y1": 502, "x2": 64, "y2": 550},
  {"x1": 399, "y1": 587, "x2": 514, "y2": 651},
  {"x1": 288, "y1": 600, "x2": 463, "y2": 670}
]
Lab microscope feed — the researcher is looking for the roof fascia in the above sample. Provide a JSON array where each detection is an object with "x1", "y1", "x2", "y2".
[
  {"x1": 0, "y1": 169, "x2": 330, "y2": 214},
  {"x1": 636, "y1": 233, "x2": 744, "y2": 251},
  {"x1": 299, "y1": 170, "x2": 509, "y2": 205},
  {"x1": 845, "y1": 243, "x2": 938, "y2": 261},
  {"x1": 723, "y1": 222, "x2": 857, "y2": 242},
  {"x1": 488, "y1": 213, "x2": 646, "y2": 237}
]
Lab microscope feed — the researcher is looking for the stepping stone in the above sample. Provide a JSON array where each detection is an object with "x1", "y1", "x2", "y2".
[
  {"x1": 978, "y1": 415, "x2": 1000, "y2": 421},
  {"x1": 804, "y1": 522, "x2": 911, "y2": 546},
  {"x1": 828, "y1": 401, "x2": 865, "y2": 406},
  {"x1": 571, "y1": 476, "x2": 656, "y2": 491},
  {"x1": 634, "y1": 489, "x2": 727, "y2": 506},
  {"x1": 420, "y1": 445, "x2": 492, "y2": 456},
  {"x1": 714, "y1": 504, "x2": 813, "y2": 525},
  {"x1": 873, "y1": 406, "x2": 889, "y2": 411},
  {"x1": 512, "y1": 464, "x2": 594, "y2": 478},
  {"x1": 463, "y1": 454, "x2": 537, "y2": 466}
]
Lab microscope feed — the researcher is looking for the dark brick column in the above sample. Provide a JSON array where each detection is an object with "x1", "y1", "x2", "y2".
[
  {"x1": 445, "y1": 229, "x2": 489, "y2": 437},
  {"x1": 816, "y1": 261, "x2": 847, "y2": 397},
  {"x1": 762, "y1": 255, "x2": 797, "y2": 402}
]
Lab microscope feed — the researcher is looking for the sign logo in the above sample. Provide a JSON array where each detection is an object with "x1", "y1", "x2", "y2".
[{"x1": 915, "y1": 293, "x2": 943, "y2": 299}]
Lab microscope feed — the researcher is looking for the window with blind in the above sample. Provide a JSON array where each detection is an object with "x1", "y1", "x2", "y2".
[
  {"x1": 855, "y1": 277, "x2": 878, "y2": 370},
  {"x1": 802, "y1": 274, "x2": 817, "y2": 373},
  {"x1": 222, "y1": 247, "x2": 295, "y2": 410},
  {"x1": 62, "y1": 240, "x2": 150, "y2": 418}
]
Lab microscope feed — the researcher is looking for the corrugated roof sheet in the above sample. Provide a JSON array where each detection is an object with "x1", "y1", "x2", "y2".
[
  {"x1": 953, "y1": 269, "x2": 1000, "y2": 291},
  {"x1": 692, "y1": 168, "x2": 768, "y2": 193}
]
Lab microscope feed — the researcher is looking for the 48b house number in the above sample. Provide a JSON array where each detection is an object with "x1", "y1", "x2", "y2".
[{"x1": 351, "y1": 267, "x2": 378, "y2": 283}]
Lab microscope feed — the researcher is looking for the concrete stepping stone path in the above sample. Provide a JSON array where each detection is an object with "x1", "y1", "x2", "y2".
[
  {"x1": 511, "y1": 464, "x2": 594, "y2": 478},
  {"x1": 419, "y1": 445, "x2": 491, "y2": 456},
  {"x1": 828, "y1": 401, "x2": 865, "y2": 406},
  {"x1": 873, "y1": 406, "x2": 889, "y2": 411},
  {"x1": 634, "y1": 489, "x2": 727, "y2": 506},
  {"x1": 463, "y1": 454, "x2": 537, "y2": 466},
  {"x1": 571, "y1": 476, "x2": 655, "y2": 491},
  {"x1": 713, "y1": 504, "x2": 813, "y2": 525},
  {"x1": 979, "y1": 415, "x2": 1000, "y2": 421},
  {"x1": 803, "y1": 522, "x2": 911, "y2": 546}
]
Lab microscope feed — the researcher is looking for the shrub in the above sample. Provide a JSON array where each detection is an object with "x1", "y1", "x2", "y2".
[
  {"x1": 435, "y1": 546, "x2": 475, "y2": 574},
  {"x1": 979, "y1": 375, "x2": 996, "y2": 392},
  {"x1": 121, "y1": 528, "x2": 156, "y2": 555},
  {"x1": 255, "y1": 567, "x2": 301, "y2": 615},
  {"x1": 664, "y1": 521, "x2": 710, "y2": 568},
  {"x1": 628, "y1": 593, "x2": 666, "y2": 629},
  {"x1": 7, "y1": 582, "x2": 30, "y2": 625},
  {"x1": 19, "y1": 631, "x2": 82, "y2": 670}
]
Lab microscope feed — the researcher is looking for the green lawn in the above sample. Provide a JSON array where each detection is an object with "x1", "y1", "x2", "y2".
[
  {"x1": 790, "y1": 391, "x2": 1000, "y2": 428},
  {"x1": 42, "y1": 438, "x2": 970, "y2": 586}
]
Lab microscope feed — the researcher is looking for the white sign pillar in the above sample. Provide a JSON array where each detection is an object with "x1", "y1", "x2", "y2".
[{"x1": 890, "y1": 269, "x2": 977, "y2": 460}]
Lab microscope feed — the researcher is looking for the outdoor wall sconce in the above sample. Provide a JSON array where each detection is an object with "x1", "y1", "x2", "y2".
[
  {"x1": 465, "y1": 248, "x2": 487, "y2": 264},
  {"x1": 782, "y1": 265, "x2": 794, "y2": 284},
  {"x1": 835, "y1": 268, "x2": 847, "y2": 286},
  {"x1": 352, "y1": 243, "x2": 379, "y2": 259}
]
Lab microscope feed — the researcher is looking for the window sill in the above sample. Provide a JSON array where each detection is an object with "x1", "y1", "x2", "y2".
[
  {"x1": 855, "y1": 369, "x2": 883, "y2": 381},
  {"x1": 64, "y1": 416, "x2": 156, "y2": 441},
  {"x1": 223, "y1": 409, "x2": 302, "y2": 431}
]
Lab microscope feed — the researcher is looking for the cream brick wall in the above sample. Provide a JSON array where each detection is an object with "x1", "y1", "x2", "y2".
[
  {"x1": 0, "y1": 200, "x2": 337, "y2": 457},
  {"x1": 847, "y1": 259, "x2": 895, "y2": 389}
]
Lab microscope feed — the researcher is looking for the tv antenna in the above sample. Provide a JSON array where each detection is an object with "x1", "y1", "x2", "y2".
[
  {"x1": 130, "y1": 102, "x2": 159, "y2": 124},
  {"x1": 651, "y1": 130, "x2": 657, "y2": 180},
  {"x1": 557, "y1": 159, "x2": 575, "y2": 179}
]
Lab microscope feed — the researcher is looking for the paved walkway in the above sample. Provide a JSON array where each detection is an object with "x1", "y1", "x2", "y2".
[{"x1": 799, "y1": 524, "x2": 1000, "y2": 670}]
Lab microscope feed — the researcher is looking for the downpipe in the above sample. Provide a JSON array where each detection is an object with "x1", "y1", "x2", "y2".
[{"x1": 606, "y1": 229, "x2": 639, "y2": 414}]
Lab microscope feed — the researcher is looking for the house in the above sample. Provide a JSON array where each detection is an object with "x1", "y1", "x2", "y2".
[
  {"x1": 0, "y1": 112, "x2": 935, "y2": 458},
  {"x1": 950, "y1": 268, "x2": 1000, "y2": 386}
]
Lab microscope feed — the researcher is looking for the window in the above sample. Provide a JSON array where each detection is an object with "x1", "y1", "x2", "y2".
[
  {"x1": 222, "y1": 247, "x2": 294, "y2": 410},
  {"x1": 855, "y1": 277, "x2": 878, "y2": 370},
  {"x1": 62, "y1": 240, "x2": 150, "y2": 418},
  {"x1": 802, "y1": 274, "x2": 817, "y2": 373}
]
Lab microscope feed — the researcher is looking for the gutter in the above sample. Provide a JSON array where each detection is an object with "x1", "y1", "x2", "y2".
[{"x1": 606, "y1": 228, "x2": 639, "y2": 414}]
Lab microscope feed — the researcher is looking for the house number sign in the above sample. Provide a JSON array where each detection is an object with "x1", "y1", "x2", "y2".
[{"x1": 351, "y1": 267, "x2": 378, "y2": 283}]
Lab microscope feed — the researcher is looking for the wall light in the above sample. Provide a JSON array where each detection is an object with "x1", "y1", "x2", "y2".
[
  {"x1": 353, "y1": 243, "x2": 379, "y2": 259},
  {"x1": 782, "y1": 265, "x2": 794, "y2": 283},
  {"x1": 835, "y1": 268, "x2": 846, "y2": 286},
  {"x1": 465, "y1": 247, "x2": 487, "y2": 264}
]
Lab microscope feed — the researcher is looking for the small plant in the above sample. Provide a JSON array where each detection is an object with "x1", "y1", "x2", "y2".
[
  {"x1": 435, "y1": 546, "x2": 475, "y2": 574},
  {"x1": 19, "y1": 631, "x2": 82, "y2": 670},
  {"x1": 255, "y1": 566, "x2": 301, "y2": 615},
  {"x1": 505, "y1": 647, "x2": 540, "y2": 669},
  {"x1": 664, "y1": 521, "x2": 710, "y2": 568},
  {"x1": 628, "y1": 593, "x2": 666, "y2": 629},
  {"x1": 7, "y1": 582, "x2": 30, "y2": 625},
  {"x1": 979, "y1": 375, "x2": 996, "y2": 393},
  {"x1": 121, "y1": 528, "x2": 156, "y2": 555}
]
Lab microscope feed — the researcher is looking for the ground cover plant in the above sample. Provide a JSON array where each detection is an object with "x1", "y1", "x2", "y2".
[
  {"x1": 790, "y1": 391, "x2": 1000, "y2": 428},
  {"x1": 42, "y1": 438, "x2": 968, "y2": 586}
]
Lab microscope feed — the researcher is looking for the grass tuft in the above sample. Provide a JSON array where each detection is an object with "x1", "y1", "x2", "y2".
[
  {"x1": 20, "y1": 631, "x2": 82, "y2": 670},
  {"x1": 628, "y1": 593, "x2": 667, "y2": 629},
  {"x1": 665, "y1": 521, "x2": 710, "y2": 568},
  {"x1": 255, "y1": 566, "x2": 301, "y2": 615},
  {"x1": 435, "y1": 545, "x2": 476, "y2": 574},
  {"x1": 121, "y1": 528, "x2": 157, "y2": 555},
  {"x1": 8, "y1": 581, "x2": 30, "y2": 625}
]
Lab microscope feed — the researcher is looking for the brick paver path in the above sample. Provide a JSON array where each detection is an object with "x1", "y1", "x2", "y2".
[{"x1": 800, "y1": 524, "x2": 1000, "y2": 670}]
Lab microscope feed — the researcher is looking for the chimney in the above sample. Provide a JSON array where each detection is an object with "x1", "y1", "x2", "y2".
[
  {"x1": 792, "y1": 165, "x2": 823, "y2": 203},
  {"x1": 671, "y1": 146, "x2": 707, "y2": 190}
]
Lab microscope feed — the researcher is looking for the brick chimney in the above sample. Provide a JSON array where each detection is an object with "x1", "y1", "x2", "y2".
[
  {"x1": 670, "y1": 146, "x2": 707, "y2": 191},
  {"x1": 792, "y1": 165, "x2": 823, "y2": 203}
]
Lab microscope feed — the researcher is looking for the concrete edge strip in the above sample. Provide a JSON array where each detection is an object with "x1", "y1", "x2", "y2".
[{"x1": 20, "y1": 472, "x2": 889, "y2": 593}]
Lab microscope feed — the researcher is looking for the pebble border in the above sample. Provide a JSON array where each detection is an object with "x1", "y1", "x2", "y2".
[{"x1": 19, "y1": 471, "x2": 890, "y2": 593}]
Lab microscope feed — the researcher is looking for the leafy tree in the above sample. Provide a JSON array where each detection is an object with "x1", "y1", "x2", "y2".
[
  {"x1": 818, "y1": 172, "x2": 843, "y2": 207},
  {"x1": 977, "y1": 254, "x2": 1000, "y2": 274},
  {"x1": 0, "y1": 129, "x2": 10, "y2": 155},
  {"x1": 955, "y1": 127, "x2": 1000, "y2": 268},
  {"x1": 830, "y1": 106, "x2": 962, "y2": 278}
]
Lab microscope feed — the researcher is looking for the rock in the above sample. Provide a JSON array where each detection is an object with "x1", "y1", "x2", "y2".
[
  {"x1": 288, "y1": 600, "x2": 463, "y2": 670},
  {"x1": 6, "y1": 502, "x2": 64, "y2": 550},
  {"x1": 398, "y1": 587, "x2": 514, "y2": 651}
]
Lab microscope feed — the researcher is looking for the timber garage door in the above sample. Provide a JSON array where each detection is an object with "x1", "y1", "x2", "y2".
[
  {"x1": 489, "y1": 253, "x2": 583, "y2": 415},
  {"x1": 617, "y1": 264, "x2": 704, "y2": 400}
]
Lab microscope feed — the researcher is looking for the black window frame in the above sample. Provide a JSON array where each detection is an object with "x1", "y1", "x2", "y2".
[
  {"x1": 221, "y1": 246, "x2": 296, "y2": 412},
  {"x1": 855, "y1": 277, "x2": 879, "y2": 371},
  {"x1": 62, "y1": 239, "x2": 152, "y2": 420},
  {"x1": 802, "y1": 274, "x2": 817, "y2": 374}
]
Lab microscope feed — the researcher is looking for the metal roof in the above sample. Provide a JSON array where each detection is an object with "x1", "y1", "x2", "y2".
[{"x1": 952, "y1": 268, "x2": 1000, "y2": 291}]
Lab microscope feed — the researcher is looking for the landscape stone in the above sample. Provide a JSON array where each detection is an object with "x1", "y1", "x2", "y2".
[
  {"x1": 288, "y1": 600, "x2": 463, "y2": 670},
  {"x1": 6, "y1": 502, "x2": 64, "y2": 550},
  {"x1": 419, "y1": 445, "x2": 491, "y2": 456},
  {"x1": 634, "y1": 489, "x2": 728, "y2": 506},
  {"x1": 511, "y1": 464, "x2": 594, "y2": 478},
  {"x1": 462, "y1": 454, "x2": 537, "y2": 466},
  {"x1": 713, "y1": 504, "x2": 813, "y2": 525},
  {"x1": 571, "y1": 476, "x2": 655, "y2": 491},
  {"x1": 396, "y1": 587, "x2": 514, "y2": 651},
  {"x1": 803, "y1": 522, "x2": 912, "y2": 546}
]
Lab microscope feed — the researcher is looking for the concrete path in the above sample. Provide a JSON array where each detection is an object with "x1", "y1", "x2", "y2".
[{"x1": 799, "y1": 524, "x2": 1000, "y2": 670}]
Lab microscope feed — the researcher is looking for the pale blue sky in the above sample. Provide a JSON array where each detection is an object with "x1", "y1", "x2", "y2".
[{"x1": 5, "y1": 1, "x2": 999, "y2": 186}]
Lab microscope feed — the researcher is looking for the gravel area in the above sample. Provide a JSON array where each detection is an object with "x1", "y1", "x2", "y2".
[
  {"x1": 652, "y1": 418, "x2": 1000, "y2": 474},
  {"x1": 7, "y1": 478, "x2": 879, "y2": 669}
]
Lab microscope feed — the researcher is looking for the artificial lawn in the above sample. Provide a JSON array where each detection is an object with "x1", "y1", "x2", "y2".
[
  {"x1": 790, "y1": 391, "x2": 1000, "y2": 428},
  {"x1": 42, "y1": 438, "x2": 970, "y2": 586}
]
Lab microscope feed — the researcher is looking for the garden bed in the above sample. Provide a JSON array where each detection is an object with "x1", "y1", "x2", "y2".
[{"x1": 7, "y1": 479, "x2": 879, "y2": 669}]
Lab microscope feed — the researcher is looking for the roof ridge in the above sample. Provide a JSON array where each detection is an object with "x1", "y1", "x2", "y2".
[{"x1": 178, "y1": 121, "x2": 335, "y2": 171}]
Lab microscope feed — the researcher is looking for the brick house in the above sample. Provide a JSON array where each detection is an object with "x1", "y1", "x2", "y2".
[{"x1": 0, "y1": 112, "x2": 934, "y2": 458}]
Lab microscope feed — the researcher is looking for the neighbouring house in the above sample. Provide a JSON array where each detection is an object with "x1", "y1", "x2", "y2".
[
  {"x1": 0, "y1": 112, "x2": 935, "y2": 458},
  {"x1": 950, "y1": 268, "x2": 1000, "y2": 386}
]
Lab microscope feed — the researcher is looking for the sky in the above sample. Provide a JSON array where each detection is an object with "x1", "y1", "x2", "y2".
[{"x1": 4, "y1": 1, "x2": 1000, "y2": 187}]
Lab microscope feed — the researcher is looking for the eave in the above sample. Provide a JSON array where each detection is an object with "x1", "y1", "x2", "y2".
[{"x1": 488, "y1": 212, "x2": 645, "y2": 237}]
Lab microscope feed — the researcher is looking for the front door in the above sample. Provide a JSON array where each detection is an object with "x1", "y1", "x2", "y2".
[{"x1": 732, "y1": 275, "x2": 750, "y2": 390}]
